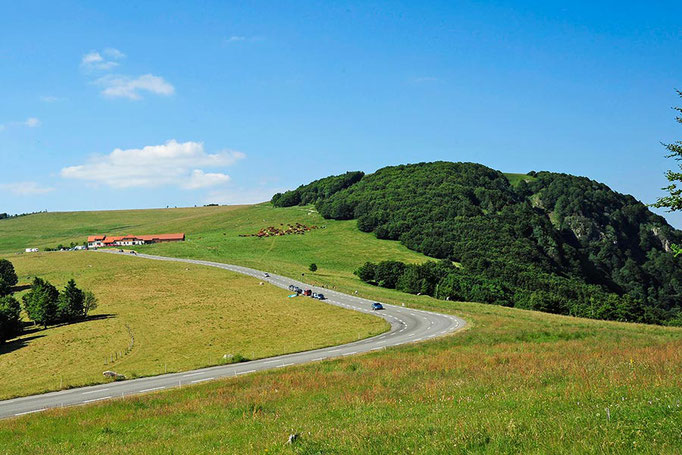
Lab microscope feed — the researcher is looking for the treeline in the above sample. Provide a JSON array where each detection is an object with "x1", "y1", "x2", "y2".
[
  {"x1": 272, "y1": 171, "x2": 364, "y2": 208},
  {"x1": 0, "y1": 210, "x2": 47, "y2": 220},
  {"x1": 356, "y1": 260, "x2": 665, "y2": 324},
  {"x1": 0, "y1": 259, "x2": 98, "y2": 344},
  {"x1": 272, "y1": 161, "x2": 682, "y2": 325}
]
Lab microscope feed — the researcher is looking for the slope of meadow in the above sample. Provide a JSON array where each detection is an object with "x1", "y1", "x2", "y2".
[
  {"x1": 0, "y1": 203, "x2": 681, "y2": 453},
  {"x1": 0, "y1": 251, "x2": 386, "y2": 399}
]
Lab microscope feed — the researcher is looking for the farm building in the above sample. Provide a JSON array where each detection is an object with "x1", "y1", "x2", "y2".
[{"x1": 87, "y1": 233, "x2": 185, "y2": 248}]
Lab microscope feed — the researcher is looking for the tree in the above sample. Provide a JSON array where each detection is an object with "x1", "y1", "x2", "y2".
[
  {"x1": 654, "y1": 90, "x2": 682, "y2": 212},
  {"x1": 309, "y1": 263, "x2": 318, "y2": 272},
  {"x1": 0, "y1": 295, "x2": 21, "y2": 344},
  {"x1": 652, "y1": 91, "x2": 682, "y2": 257},
  {"x1": 0, "y1": 259, "x2": 18, "y2": 289},
  {"x1": 83, "y1": 291, "x2": 98, "y2": 317},
  {"x1": 58, "y1": 279, "x2": 85, "y2": 322},
  {"x1": 354, "y1": 262, "x2": 376, "y2": 283},
  {"x1": 22, "y1": 277, "x2": 59, "y2": 328}
]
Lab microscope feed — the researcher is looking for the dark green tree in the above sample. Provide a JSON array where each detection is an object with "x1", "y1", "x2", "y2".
[
  {"x1": 654, "y1": 90, "x2": 682, "y2": 213},
  {"x1": 308, "y1": 263, "x2": 318, "y2": 272},
  {"x1": 0, "y1": 295, "x2": 22, "y2": 344},
  {"x1": 0, "y1": 259, "x2": 18, "y2": 289},
  {"x1": 22, "y1": 277, "x2": 59, "y2": 328},
  {"x1": 58, "y1": 279, "x2": 85, "y2": 322},
  {"x1": 653, "y1": 90, "x2": 682, "y2": 256},
  {"x1": 354, "y1": 262, "x2": 376, "y2": 283}
]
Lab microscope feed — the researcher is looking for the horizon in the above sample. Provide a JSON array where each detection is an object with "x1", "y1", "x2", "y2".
[{"x1": 1, "y1": 1, "x2": 681, "y2": 227}]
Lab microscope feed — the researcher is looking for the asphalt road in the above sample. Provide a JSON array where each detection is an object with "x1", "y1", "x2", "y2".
[{"x1": 0, "y1": 250, "x2": 466, "y2": 419}]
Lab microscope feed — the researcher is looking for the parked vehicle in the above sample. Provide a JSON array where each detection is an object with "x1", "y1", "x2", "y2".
[
  {"x1": 303, "y1": 289, "x2": 312, "y2": 296},
  {"x1": 314, "y1": 293, "x2": 325, "y2": 300},
  {"x1": 372, "y1": 302, "x2": 384, "y2": 310},
  {"x1": 288, "y1": 285, "x2": 303, "y2": 294},
  {"x1": 264, "y1": 272, "x2": 270, "y2": 277}
]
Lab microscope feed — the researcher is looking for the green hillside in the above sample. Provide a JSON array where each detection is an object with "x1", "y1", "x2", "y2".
[
  {"x1": 1, "y1": 198, "x2": 681, "y2": 453},
  {"x1": 273, "y1": 162, "x2": 682, "y2": 325}
]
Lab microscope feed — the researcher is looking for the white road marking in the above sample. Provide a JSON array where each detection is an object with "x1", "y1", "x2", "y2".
[
  {"x1": 14, "y1": 408, "x2": 46, "y2": 416},
  {"x1": 83, "y1": 396, "x2": 112, "y2": 404},
  {"x1": 82, "y1": 388, "x2": 109, "y2": 395},
  {"x1": 191, "y1": 377, "x2": 214, "y2": 384},
  {"x1": 342, "y1": 352, "x2": 356, "y2": 356},
  {"x1": 236, "y1": 370, "x2": 256, "y2": 375},
  {"x1": 277, "y1": 363, "x2": 294, "y2": 368},
  {"x1": 139, "y1": 387, "x2": 166, "y2": 393},
  {"x1": 182, "y1": 372, "x2": 203, "y2": 378}
]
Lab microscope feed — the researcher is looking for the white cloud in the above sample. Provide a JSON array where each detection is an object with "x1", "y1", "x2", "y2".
[
  {"x1": 60, "y1": 140, "x2": 245, "y2": 189},
  {"x1": 182, "y1": 170, "x2": 231, "y2": 189},
  {"x1": 96, "y1": 74, "x2": 175, "y2": 100},
  {"x1": 103, "y1": 48, "x2": 126, "y2": 59},
  {"x1": 80, "y1": 48, "x2": 173, "y2": 100},
  {"x1": 0, "y1": 181, "x2": 54, "y2": 196},
  {"x1": 81, "y1": 48, "x2": 125, "y2": 71}
]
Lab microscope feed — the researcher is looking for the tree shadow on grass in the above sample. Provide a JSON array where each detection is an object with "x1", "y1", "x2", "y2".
[
  {"x1": 18, "y1": 314, "x2": 117, "y2": 335},
  {"x1": 0, "y1": 334, "x2": 45, "y2": 356},
  {"x1": 57, "y1": 313, "x2": 117, "y2": 328}
]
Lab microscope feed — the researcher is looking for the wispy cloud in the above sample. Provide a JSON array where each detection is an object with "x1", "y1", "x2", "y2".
[
  {"x1": 24, "y1": 117, "x2": 40, "y2": 127},
  {"x1": 81, "y1": 48, "x2": 125, "y2": 71},
  {"x1": 61, "y1": 140, "x2": 245, "y2": 189},
  {"x1": 410, "y1": 76, "x2": 440, "y2": 84},
  {"x1": 96, "y1": 74, "x2": 175, "y2": 100},
  {"x1": 0, "y1": 181, "x2": 54, "y2": 196},
  {"x1": 0, "y1": 117, "x2": 41, "y2": 131},
  {"x1": 40, "y1": 96, "x2": 65, "y2": 103},
  {"x1": 80, "y1": 48, "x2": 173, "y2": 100},
  {"x1": 223, "y1": 35, "x2": 264, "y2": 44}
]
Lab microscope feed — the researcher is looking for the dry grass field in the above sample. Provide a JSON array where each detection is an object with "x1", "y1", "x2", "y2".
[{"x1": 0, "y1": 251, "x2": 387, "y2": 399}]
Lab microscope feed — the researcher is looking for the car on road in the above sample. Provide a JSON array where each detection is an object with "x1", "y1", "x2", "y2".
[
  {"x1": 372, "y1": 302, "x2": 384, "y2": 310},
  {"x1": 313, "y1": 293, "x2": 325, "y2": 300},
  {"x1": 303, "y1": 289, "x2": 312, "y2": 296},
  {"x1": 264, "y1": 272, "x2": 270, "y2": 277}
]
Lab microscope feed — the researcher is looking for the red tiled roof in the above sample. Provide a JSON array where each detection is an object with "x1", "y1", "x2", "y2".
[{"x1": 89, "y1": 233, "x2": 185, "y2": 243}]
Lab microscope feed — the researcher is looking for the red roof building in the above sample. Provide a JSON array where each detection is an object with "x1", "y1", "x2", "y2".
[{"x1": 87, "y1": 233, "x2": 185, "y2": 247}]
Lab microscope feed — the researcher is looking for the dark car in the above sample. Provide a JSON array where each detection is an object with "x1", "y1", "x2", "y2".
[
  {"x1": 313, "y1": 293, "x2": 325, "y2": 300},
  {"x1": 372, "y1": 302, "x2": 384, "y2": 310}
]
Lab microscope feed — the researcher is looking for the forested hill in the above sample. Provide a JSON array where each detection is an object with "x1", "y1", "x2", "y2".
[{"x1": 272, "y1": 162, "x2": 682, "y2": 325}]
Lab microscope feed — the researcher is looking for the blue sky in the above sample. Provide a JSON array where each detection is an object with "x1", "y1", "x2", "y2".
[{"x1": 1, "y1": 1, "x2": 681, "y2": 227}]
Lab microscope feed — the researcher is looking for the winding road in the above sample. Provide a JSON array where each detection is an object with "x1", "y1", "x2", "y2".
[{"x1": 0, "y1": 251, "x2": 466, "y2": 419}]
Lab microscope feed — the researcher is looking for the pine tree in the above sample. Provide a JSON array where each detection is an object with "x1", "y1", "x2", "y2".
[{"x1": 22, "y1": 277, "x2": 59, "y2": 328}]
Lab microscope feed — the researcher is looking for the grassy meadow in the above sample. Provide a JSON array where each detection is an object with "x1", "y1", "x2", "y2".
[
  {"x1": 0, "y1": 252, "x2": 386, "y2": 399},
  {"x1": 0, "y1": 203, "x2": 681, "y2": 453},
  {"x1": 1, "y1": 292, "x2": 680, "y2": 454}
]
